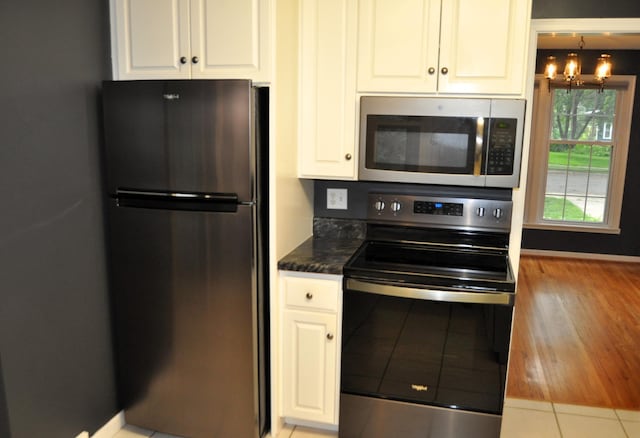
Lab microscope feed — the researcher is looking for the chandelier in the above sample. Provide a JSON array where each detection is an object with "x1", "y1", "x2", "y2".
[{"x1": 543, "y1": 36, "x2": 613, "y2": 92}]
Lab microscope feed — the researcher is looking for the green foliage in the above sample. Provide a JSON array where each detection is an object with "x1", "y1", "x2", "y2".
[
  {"x1": 543, "y1": 196, "x2": 601, "y2": 222},
  {"x1": 547, "y1": 146, "x2": 611, "y2": 170}
]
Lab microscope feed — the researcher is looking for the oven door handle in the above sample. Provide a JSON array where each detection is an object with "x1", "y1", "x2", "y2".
[{"x1": 345, "y1": 279, "x2": 514, "y2": 306}]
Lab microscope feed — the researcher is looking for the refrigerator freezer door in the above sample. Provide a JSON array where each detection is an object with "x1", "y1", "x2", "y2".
[
  {"x1": 102, "y1": 80, "x2": 254, "y2": 202},
  {"x1": 108, "y1": 200, "x2": 261, "y2": 437}
]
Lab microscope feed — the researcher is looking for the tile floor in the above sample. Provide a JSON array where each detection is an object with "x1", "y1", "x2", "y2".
[
  {"x1": 501, "y1": 398, "x2": 640, "y2": 438},
  {"x1": 112, "y1": 424, "x2": 182, "y2": 438},
  {"x1": 112, "y1": 398, "x2": 640, "y2": 438}
]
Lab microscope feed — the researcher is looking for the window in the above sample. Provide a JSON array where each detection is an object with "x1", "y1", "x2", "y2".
[{"x1": 524, "y1": 75, "x2": 636, "y2": 233}]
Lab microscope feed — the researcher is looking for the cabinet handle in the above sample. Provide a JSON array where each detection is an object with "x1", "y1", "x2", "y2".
[
  {"x1": 345, "y1": 153, "x2": 352, "y2": 161},
  {"x1": 326, "y1": 333, "x2": 334, "y2": 340},
  {"x1": 192, "y1": 56, "x2": 199, "y2": 64},
  {"x1": 305, "y1": 292, "x2": 313, "y2": 300},
  {"x1": 180, "y1": 56, "x2": 187, "y2": 65},
  {"x1": 428, "y1": 67, "x2": 436, "y2": 75},
  {"x1": 441, "y1": 67, "x2": 449, "y2": 75}
]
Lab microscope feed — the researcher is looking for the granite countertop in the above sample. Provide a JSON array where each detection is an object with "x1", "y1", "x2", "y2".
[
  {"x1": 277, "y1": 218, "x2": 366, "y2": 275},
  {"x1": 277, "y1": 236, "x2": 363, "y2": 275}
]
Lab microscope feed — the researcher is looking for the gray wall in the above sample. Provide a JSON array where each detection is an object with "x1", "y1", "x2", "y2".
[{"x1": 0, "y1": 1, "x2": 117, "y2": 437}]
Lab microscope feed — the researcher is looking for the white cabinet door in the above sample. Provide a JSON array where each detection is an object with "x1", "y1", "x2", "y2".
[
  {"x1": 357, "y1": 0, "x2": 441, "y2": 93},
  {"x1": 438, "y1": 0, "x2": 529, "y2": 94},
  {"x1": 282, "y1": 309, "x2": 338, "y2": 425},
  {"x1": 298, "y1": 0, "x2": 358, "y2": 179},
  {"x1": 112, "y1": 0, "x2": 191, "y2": 79},
  {"x1": 190, "y1": 0, "x2": 270, "y2": 82}
]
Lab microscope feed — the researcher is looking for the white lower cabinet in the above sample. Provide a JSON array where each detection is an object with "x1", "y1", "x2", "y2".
[{"x1": 280, "y1": 272, "x2": 342, "y2": 427}]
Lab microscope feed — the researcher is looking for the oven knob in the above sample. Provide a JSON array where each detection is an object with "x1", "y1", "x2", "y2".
[
  {"x1": 374, "y1": 200, "x2": 385, "y2": 212},
  {"x1": 390, "y1": 201, "x2": 402, "y2": 213},
  {"x1": 476, "y1": 207, "x2": 486, "y2": 217},
  {"x1": 493, "y1": 208, "x2": 504, "y2": 219}
]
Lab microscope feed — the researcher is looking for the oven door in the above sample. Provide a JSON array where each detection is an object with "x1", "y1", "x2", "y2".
[{"x1": 339, "y1": 241, "x2": 514, "y2": 438}]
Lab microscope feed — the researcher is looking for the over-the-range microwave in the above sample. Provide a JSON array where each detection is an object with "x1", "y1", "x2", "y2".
[{"x1": 359, "y1": 96, "x2": 526, "y2": 188}]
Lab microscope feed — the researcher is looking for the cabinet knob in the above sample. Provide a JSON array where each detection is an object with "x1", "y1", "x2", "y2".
[
  {"x1": 180, "y1": 56, "x2": 187, "y2": 65},
  {"x1": 326, "y1": 333, "x2": 334, "y2": 340},
  {"x1": 441, "y1": 67, "x2": 449, "y2": 75},
  {"x1": 428, "y1": 67, "x2": 436, "y2": 75},
  {"x1": 305, "y1": 292, "x2": 313, "y2": 300},
  {"x1": 192, "y1": 56, "x2": 199, "y2": 64},
  {"x1": 345, "y1": 153, "x2": 352, "y2": 161}
]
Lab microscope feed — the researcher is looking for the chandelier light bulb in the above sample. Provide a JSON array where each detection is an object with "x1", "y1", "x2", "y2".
[
  {"x1": 564, "y1": 52, "x2": 581, "y2": 81},
  {"x1": 595, "y1": 54, "x2": 612, "y2": 81},
  {"x1": 544, "y1": 56, "x2": 558, "y2": 80}
]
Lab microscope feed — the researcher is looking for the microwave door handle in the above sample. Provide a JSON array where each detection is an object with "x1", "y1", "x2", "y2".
[{"x1": 473, "y1": 117, "x2": 485, "y2": 176}]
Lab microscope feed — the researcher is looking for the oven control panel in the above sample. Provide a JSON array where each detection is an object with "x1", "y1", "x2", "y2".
[{"x1": 368, "y1": 193, "x2": 512, "y2": 232}]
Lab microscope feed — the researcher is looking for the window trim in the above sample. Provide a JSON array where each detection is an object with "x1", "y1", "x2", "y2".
[{"x1": 524, "y1": 74, "x2": 636, "y2": 234}]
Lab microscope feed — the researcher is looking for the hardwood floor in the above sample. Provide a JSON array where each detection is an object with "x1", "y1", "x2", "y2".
[{"x1": 506, "y1": 255, "x2": 640, "y2": 410}]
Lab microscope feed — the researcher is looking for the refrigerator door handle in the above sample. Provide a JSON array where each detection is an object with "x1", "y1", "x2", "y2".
[{"x1": 115, "y1": 189, "x2": 239, "y2": 212}]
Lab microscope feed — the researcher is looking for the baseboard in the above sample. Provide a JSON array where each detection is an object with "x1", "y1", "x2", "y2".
[
  {"x1": 521, "y1": 248, "x2": 640, "y2": 263},
  {"x1": 91, "y1": 411, "x2": 125, "y2": 438}
]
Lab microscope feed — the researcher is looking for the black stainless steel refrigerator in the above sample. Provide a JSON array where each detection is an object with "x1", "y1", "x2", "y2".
[{"x1": 102, "y1": 80, "x2": 268, "y2": 438}]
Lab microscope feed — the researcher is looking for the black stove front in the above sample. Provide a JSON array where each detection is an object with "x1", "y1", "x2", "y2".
[{"x1": 338, "y1": 193, "x2": 516, "y2": 438}]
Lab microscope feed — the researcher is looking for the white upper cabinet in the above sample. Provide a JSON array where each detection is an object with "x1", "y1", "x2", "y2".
[
  {"x1": 111, "y1": 0, "x2": 270, "y2": 82},
  {"x1": 357, "y1": 0, "x2": 530, "y2": 95},
  {"x1": 298, "y1": 0, "x2": 358, "y2": 179}
]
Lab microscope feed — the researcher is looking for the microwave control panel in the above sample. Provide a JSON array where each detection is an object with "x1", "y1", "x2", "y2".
[{"x1": 486, "y1": 118, "x2": 517, "y2": 175}]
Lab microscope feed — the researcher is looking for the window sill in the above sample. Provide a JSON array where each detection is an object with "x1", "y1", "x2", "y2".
[{"x1": 524, "y1": 222, "x2": 621, "y2": 235}]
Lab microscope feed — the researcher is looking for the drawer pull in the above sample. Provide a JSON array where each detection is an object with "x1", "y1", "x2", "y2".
[
  {"x1": 326, "y1": 333, "x2": 334, "y2": 340},
  {"x1": 305, "y1": 292, "x2": 313, "y2": 300}
]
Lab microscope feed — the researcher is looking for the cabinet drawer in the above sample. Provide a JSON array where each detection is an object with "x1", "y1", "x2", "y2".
[{"x1": 283, "y1": 276, "x2": 340, "y2": 312}]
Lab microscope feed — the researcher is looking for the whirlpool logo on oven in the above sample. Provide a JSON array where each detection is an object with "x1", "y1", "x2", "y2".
[{"x1": 411, "y1": 384, "x2": 429, "y2": 392}]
